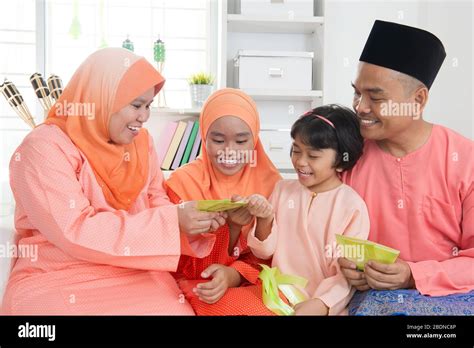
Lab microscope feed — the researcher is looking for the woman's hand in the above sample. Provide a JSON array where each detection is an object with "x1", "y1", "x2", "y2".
[
  {"x1": 227, "y1": 194, "x2": 253, "y2": 227},
  {"x1": 177, "y1": 201, "x2": 227, "y2": 235},
  {"x1": 193, "y1": 264, "x2": 242, "y2": 304},
  {"x1": 246, "y1": 194, "x2": 273, "y2": 219}
]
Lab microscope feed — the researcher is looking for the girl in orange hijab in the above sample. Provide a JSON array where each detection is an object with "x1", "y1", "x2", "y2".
[
  {"x1": 166, "y1": 88, "x2": 281, "y2": 315},
  {"x1": 2, "y1": 48, "x2": 225, "y2": 315}
]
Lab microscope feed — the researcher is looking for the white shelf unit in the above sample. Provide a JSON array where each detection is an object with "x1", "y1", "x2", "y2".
[
  {"x1": 241, "y1": 88, "x2": 323, "y2": 101},
  {"x1": 154, "y1": 107, "x2": 201, "y2": 117},
  {"x1": 227, "y1": 14, "x2": 324, "y2": 34},
  {"x1": 162, "y1": 169, "x2": 298, "y2": 180},
  {"x1": 217, "y1": 0, "x2": 325, "y2": 170}
]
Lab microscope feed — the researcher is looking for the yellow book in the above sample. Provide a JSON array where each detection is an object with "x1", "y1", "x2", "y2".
[
  {"x1": 160, "y1": 121, "x2": 187, "y2": 170},
  {"x1": 335, "y1": 234, "x2": 400, "y2": 271}
]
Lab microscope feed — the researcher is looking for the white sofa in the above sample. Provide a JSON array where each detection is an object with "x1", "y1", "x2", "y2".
[{"x1": 0, "y1": 213, "x2": 14, "y2": 306}]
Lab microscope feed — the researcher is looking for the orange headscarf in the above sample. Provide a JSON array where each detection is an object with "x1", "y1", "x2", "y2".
[
  {"x1": 45, "y1": 47, "x2": 165, "y2": 211},
  {"x1": 166, "y1": 88, "x2": 281, "y2": 203}
]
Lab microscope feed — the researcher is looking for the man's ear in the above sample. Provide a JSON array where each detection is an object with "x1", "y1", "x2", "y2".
[{"x1": 413, "y1": 85, "x2": 429, "y2": 119}]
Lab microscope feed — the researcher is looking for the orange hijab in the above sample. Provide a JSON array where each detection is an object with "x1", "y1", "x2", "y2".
[
  {"x1": 166, "y1": 88, "x2": 281, "y2": 202},
  {"x1": 45, "y1": 48, "x2": 165, "y2": 211}
]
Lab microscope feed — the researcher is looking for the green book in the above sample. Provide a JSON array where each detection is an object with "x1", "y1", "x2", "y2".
[{"x1": 180, "y1": 121, "x2": 199, "y2": 166}]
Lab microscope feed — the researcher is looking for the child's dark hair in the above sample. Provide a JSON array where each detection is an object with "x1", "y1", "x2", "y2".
[{"x1": 290, "y1": 104, "x2": 364, "y2": 172}]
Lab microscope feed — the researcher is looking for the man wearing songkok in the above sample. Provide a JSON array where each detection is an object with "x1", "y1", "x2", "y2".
[{"x1": 340, "y1": 20, "x2": 473, "y2": 296}]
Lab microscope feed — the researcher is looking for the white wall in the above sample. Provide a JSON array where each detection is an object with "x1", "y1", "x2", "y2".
[{"x1": 323, "y1": 0, "x2": 473, "y2": 139}]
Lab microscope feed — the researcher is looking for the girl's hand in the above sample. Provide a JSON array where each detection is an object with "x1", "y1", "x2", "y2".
[
  {"x1": 227, "y1": 194, "x2": 253, "y2": 227},
  {"x1": 177, "y1": 201, "x2": 227, "y2": 235},
  {"x1": 193, "y1": 264, "x2": 242, "y2": 304},
  {"x1": 294, "y1": 298, "x2": 329, "y2": 316},
  {"x1": 246, "y1": 194, "x2": 273, "y2": 219},
  {"x1": 338, "y1": 257, "x2": 370, "y2": 291}
]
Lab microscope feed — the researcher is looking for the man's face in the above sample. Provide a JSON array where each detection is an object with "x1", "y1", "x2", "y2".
[{"x1": 351, "y1": 62, "x2": 421, "y2": 141}]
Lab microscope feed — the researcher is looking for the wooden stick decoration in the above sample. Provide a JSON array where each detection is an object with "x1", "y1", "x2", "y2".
[
  {"x1": 30, "y1": 72, "x2": 54, "y2": 113},
  {"x1": 0, "y1": 79, "x2": 36, "y2": 128},
  {"x1": 47, "y1": 74, "x2": 63, "y2": 101}
]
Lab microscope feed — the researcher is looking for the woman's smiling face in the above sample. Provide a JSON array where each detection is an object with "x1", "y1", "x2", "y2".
[
  {"x1": 205, "y1": 115, "x2": 255, "y2": 176},
  {"x1": 108, "y1": 87, "x2": 154, "y2": 145}
]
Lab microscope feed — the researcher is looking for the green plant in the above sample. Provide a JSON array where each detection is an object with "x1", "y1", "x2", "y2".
[{"x1": 188, "y1": 72, "x2": 214, "y2": 85}]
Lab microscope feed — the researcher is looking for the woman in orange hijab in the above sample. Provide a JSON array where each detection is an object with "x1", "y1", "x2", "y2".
[
  {"x1": 1, "y1": 48, "x2": 226, "y2": 315},
  {"x1": 166, "y1": 88, "x2": 281, "y2": 315}
]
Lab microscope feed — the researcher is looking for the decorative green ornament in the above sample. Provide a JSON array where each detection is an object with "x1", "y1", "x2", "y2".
[
  {"x1": 154, "y1": 38, "x2": 165, "y2": 63},
  {"x1": 122, "y1": 36, "x2": 134, "y2": 52},
  {"x1": 68, "y1": 0, "x2": 81, "y2": 40}
]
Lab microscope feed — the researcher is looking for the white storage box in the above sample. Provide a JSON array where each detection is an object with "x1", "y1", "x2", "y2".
[
  {"x1": 259, "y1": 129, "x2": 293, "y2": 169},
  {"x1": 234, "y1": 50, "x2": 314, "y2": 91},
  {"x1": 240, "y1": 0, "x2": 314, "y2": 17}
]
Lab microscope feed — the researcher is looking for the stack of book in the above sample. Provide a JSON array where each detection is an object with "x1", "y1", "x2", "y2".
[{"x1": 157, "y1": 120, "x2": 202, "y2": 170}]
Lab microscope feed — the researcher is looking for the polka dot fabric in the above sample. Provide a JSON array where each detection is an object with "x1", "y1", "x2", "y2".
[
  {"x1": 168, "y1": 188, "x2": 274, "y2": 315},
  {"x1": 179, "y1": 280, "x2": 274, "y2": 316}
]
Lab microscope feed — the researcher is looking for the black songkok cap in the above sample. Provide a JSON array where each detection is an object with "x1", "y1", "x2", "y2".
[{"x1": 359, "y1": 20, "x2": 446, "y2": 89}]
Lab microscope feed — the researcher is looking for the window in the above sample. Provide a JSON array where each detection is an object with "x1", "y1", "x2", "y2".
[
  {"x1": 0, "y1": 0, "x2": 215, "y2": 214},
  {"x1": 0, "y1": 0, "x2": 37, "y2": 215},
  {"x1": 0, "y1": 0, "x2": 37, "y2": 129},
  {"x1": 45, "y1": 0, "x2": 213, "y2": 108}
]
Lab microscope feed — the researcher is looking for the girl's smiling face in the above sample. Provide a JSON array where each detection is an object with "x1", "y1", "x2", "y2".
[
  {"x1": 291, "y1": 135, "x2": 342, "y2": 193},
  {"x1": 205, "y1": 115, "x2": 255, "y2": 176},
  {"x1": 108, "y1": 87, "x2": 154, "y2": 145}
]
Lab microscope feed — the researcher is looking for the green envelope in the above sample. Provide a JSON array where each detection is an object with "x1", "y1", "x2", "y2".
[
  {"x1": 335, "y1": 234, "x2": 400, "y2": 271},
  {"x1": 197, "y1": 199, "x2": 248, "y2": 212}
]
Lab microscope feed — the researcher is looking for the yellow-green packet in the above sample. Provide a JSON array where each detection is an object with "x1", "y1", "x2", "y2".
[
  {"x1": 197, "y1": 199, "x2": 248, "y2": 212},
  {"x1": 335, "y1": 234, "x2": 400, "y2": 271}
]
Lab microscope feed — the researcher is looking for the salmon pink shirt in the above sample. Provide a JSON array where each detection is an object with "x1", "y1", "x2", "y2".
[
  {"x1": 344, "y1": 125, "x2": 473, "y2": 296},
  {"x1": 248, "y1": 180, "x2": 370, "y2": 315},
  {"x1": 1, "y1": 124, "x2": 215, "y2": 314}
]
